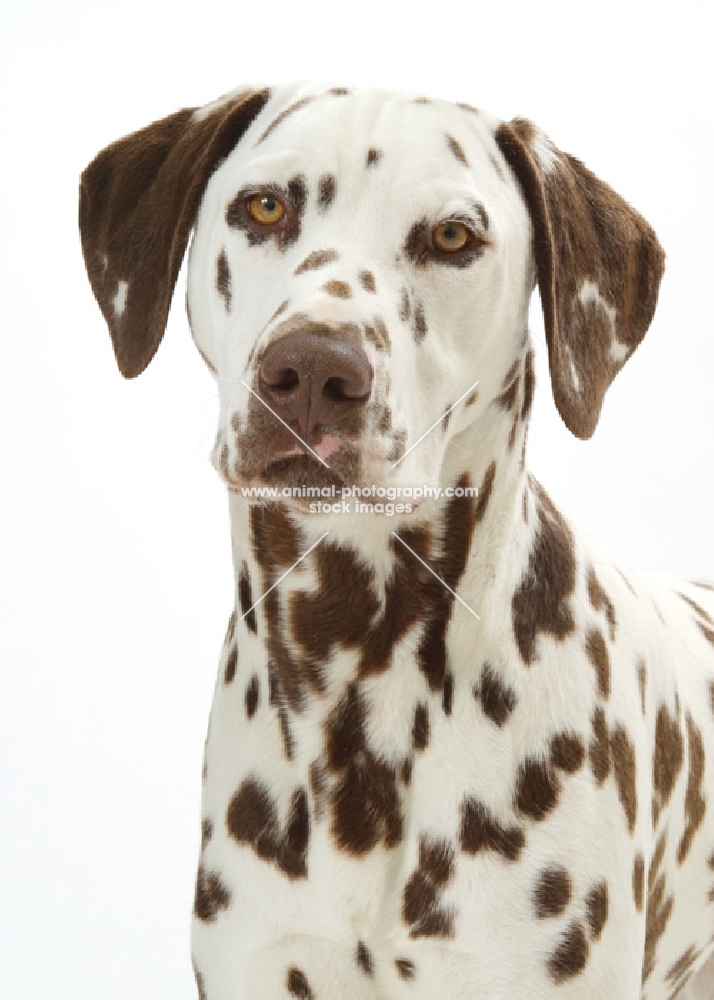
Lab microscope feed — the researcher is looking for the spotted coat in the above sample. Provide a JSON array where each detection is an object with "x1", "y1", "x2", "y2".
[{"x1": 80, "y1": 83, "x2": 714, "y2": 1000}]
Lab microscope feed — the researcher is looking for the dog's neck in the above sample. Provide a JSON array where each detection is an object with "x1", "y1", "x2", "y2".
[{"x1": 225, "y1": 343, "x2": 537, "y2": 688}]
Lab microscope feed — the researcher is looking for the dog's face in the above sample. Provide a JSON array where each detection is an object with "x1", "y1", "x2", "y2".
[
  {"x1": 186, "y1": 85, "x2": 534, "y2": 496},
  {"x1": 80, "y1": 83, "x2": 665, "y2": 498}
]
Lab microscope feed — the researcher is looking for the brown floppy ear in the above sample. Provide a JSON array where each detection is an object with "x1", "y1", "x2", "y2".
[
  {"x1": 79, "y1": 89, "x2": 270, "y2": 377},
  {"x1": 495, "y1": 119, "x2": 665, "y2": 439}
]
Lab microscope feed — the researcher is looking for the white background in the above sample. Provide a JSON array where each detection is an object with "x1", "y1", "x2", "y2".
[{"x1": 1, "y1": 1, "x2": 712, "y2": 996}]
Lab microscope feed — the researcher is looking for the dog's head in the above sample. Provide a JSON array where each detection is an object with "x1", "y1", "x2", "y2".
[{"x1": 80, "y1": 84, "x2": 664, "y2": 497}]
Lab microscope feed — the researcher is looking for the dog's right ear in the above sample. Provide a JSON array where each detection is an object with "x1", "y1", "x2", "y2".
[{"x1": 79, "y1": 89, "x2": 270, "y2": 378}]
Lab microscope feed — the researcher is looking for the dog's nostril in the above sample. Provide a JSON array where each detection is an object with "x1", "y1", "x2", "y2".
[
  {"x1": 265, "y1": 367, "x2": 300, "y2": 391},
  {"x1": 324, "y1": 375, "x2": 367, "y2": 401}
]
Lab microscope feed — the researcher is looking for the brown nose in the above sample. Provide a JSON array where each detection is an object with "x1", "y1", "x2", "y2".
[{"x1": 258, "y1": 332, "x2": 373, "y2": 438}]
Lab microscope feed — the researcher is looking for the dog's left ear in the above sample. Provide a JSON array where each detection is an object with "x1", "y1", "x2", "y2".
[
  {"x1": 79, "y1": 89, "x2": 270, "y2": 377},
  {"x1": 495, "y1": 119, "x2": 665, "y2": 439}
]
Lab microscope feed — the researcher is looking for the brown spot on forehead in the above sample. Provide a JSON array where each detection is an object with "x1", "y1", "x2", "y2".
[
  {"x1": 366, "y1": 147, "x2": 382, "y2": 167},
  {"x1": 317, "y1": 173, "x2": 336, "y2": 212},
  {"x1": 322, "y1": 279, "x2": 352, "y2": 299},
  {"x1": 456, "y1": 101, "x2": 479, "y2": 115},
  {"x1": 355, "y1": 941, "x2": 374, "y2": 977},
  {"x1": 295, "y1": 248, "x2": 339, "y2": 274},
  {"x1": 395, "y1": 958, "x2": 416, "y2": 980},
  {"x1": 257, "y1": 96, "x2": 314, "y2": 144},
  {"x1": 446, "y1": 134, "x2": 468, "y2": 166},
  {"x1": 287, "y1": 966, "x2": 314, "y2": 999},
  {"x1": 534, "y1": 866, "x2": 572, "y2": 918}
]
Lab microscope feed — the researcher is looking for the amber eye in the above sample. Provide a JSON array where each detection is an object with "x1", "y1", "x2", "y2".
[
  {"x1": 247, "y1": 193, "x2": 286, "y2": 226},
  {"x1": 432, "y1": 221, "x2": 471, "y2": 253}
]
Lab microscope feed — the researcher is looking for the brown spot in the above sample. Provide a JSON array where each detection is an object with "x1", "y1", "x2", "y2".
[
  {"x1": 308, "y1": 758, "x2": 328, "y2": 821},
  {"x1": 446, "y1": 134, "x2": 468, "y2": 166},
  {"x1": 521, "y1": 348, "x2": 535, "y2": 419},
  {"x1": 257, "y1": 96, "x2": 314, "y2": 143},
  {"x1": 495, "y1": 361, "x2": 520, "y2": 412},
  {"x1": 550, "y1": 732, "x2": 585, "y2": 773},
  {"x1": 395, "y1": 958, "x2": 416, "y2": 980},
  {"x1": 194, "y1": 963, "x2": 207, "y2": 1000},
  {"x1": 460, "y1": 797, "x2": 525, "y2": 861},
  {"x1": 416, "y1": 477, "x2": 478, "y2": 690},
  {"x1": 404, "y1": 218, "x2": 430, "y2": 265},
  {"x1": 245, "y1": 674, "x2": 260, "y2": 718},
  {"x1": 216, "y1": 248, "x2": 231, "y2": 310},
  {"x1": 474, "y1": 461, "x2": 497, "y2": 522},
  {"x1": 547, "y1": 921, "x2": 589, "y2": 983},
  {"x1": 533, "y1": 865, "x2": 571, "y2": 918},
  {"x1": 295, "y1": 248, "x2": 339, "y2": 274},
  {"x1": 359, "y1": 270, "x2": 376, "y2": 293},
  {"x1": 585, "y1": 881, "x2": 608, "y2": 940},
  {"x1": 317, "y1": 173, "x2": 336, "y2": 212},
  {"x1": 356, "y1": 941, "x2": 374, "y2": 977},
  {"x1": 201, "y1": 818, "x2": 213, "y2": 850},
  {"x1": 514, "y1": 756, "x2": 559, "y2": 820},
  {"x1": 643, "y1": 831, "x2": 673, "y2": 982},
  {"x1": 611, "y1": 724, "x2": 637, "y2": 834},
  {"x1": 465, "y1": 386, "x2": 479, "y2": 407},
  {"x1": 402, "y1": 835, "x2": 456, "y2": 939},
  {"x1": 638, "y1": 661, "x2": 647, "y2": 715},
  {"x1": 677, "y1": 713, "x2": 706, "y2": 864},
  {"x1": 457, "y1": 101, "x2": 479, "y2": 115},
  {"x1": 226, "y1": 777, "x2": 309, "y2": 879},
  {"x1": 193, "y1": 864, "x2": 231, "y2": 921},
  {"x1": 364, "y1": 317, "x2": 390, "y2": 352},
  {"x1": 653, "y1": 703, "x2": 684, "y2": 820},
  {"x1": 442, "y1": 672, "x2": 454, "y2": 716},
  {"x1": 366, "y1": 148, "x2": 382, "y2": 167},
  {"x1": 325, "y1": 683, "x2": 403, "y2": 855},
  {"x1": 268, "y1": 659, "x2": 295, "y2": 761},
  {"x1": 441, "y1": 405, "x2": 452, "y2": 432},
  {"x1": 475, "y1": 662, "x2": 516, "y2": 727},
  {"x1": 413, "y1": 301, "x2": 427, "y2": 343},
  {"x1": 322, "y1": 279, "x2": 352, "y2": 299},
  {"x1": 399, "y1": 287, "x2": 411, "y2": 321},
  {"x1": 587, "y1": 567, "x2": 617, "y2": 640},
  {"x1": 224, "y1": 644, "x2": 238, "y2": 684},
  {"x1": 239, "y1": 563, "x2": 257, "y2": 633},
  {"x1": 512, "y1": 480, "x2": 576, "y2": 663},
  {"x1": 412, "y1": 703, "x2": 430, "y2": 751},
  {"x1": 633, "y1": 853, "x2": 644, "y2": 911},
  {"x1": 666, "y1": 946, "x2": 700, "y2": 994},
  {"x1": 287, "y1": 966, "x2": 314, "y2": 999},
  {"x1": 329, "y1": 86, "x2": 350, "y2": 96},
  {"x1": 585, "y1": 628, "x2": 610, "y2": 699},
  {"x1": 589, "y1": 706, "x2": 610, "y2": 784}
]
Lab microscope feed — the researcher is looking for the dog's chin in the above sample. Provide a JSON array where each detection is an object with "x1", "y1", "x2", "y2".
[{"x1": 261, "y1": 455, "x2": 347, "y2": 494}]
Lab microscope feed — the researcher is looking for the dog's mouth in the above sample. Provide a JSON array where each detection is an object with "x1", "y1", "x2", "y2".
[{"x1": 259, "y1": 453, "x2": 347, "y2": 492}]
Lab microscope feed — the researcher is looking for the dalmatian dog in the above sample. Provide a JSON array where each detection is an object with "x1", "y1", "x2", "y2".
[{"x1": 79, "y1": 84, "x2": 714, "y2": 999}]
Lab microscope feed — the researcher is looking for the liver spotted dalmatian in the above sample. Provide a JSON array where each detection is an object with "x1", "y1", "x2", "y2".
[{"x1": 80, "y1": 83, "x2": 714, "y2": 999}]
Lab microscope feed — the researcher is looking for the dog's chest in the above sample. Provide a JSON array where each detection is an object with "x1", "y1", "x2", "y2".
[{"x1": 194, "y1": 610, "x2": 645, "y2": 999}]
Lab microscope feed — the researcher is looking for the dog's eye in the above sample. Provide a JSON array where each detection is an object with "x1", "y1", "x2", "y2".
[
  {"x1": 247, "y1": 193, "x2": 286, "y2": 227},
  {"x1": 432, "y1": 221, "x2": 472, "y2": 253}
]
